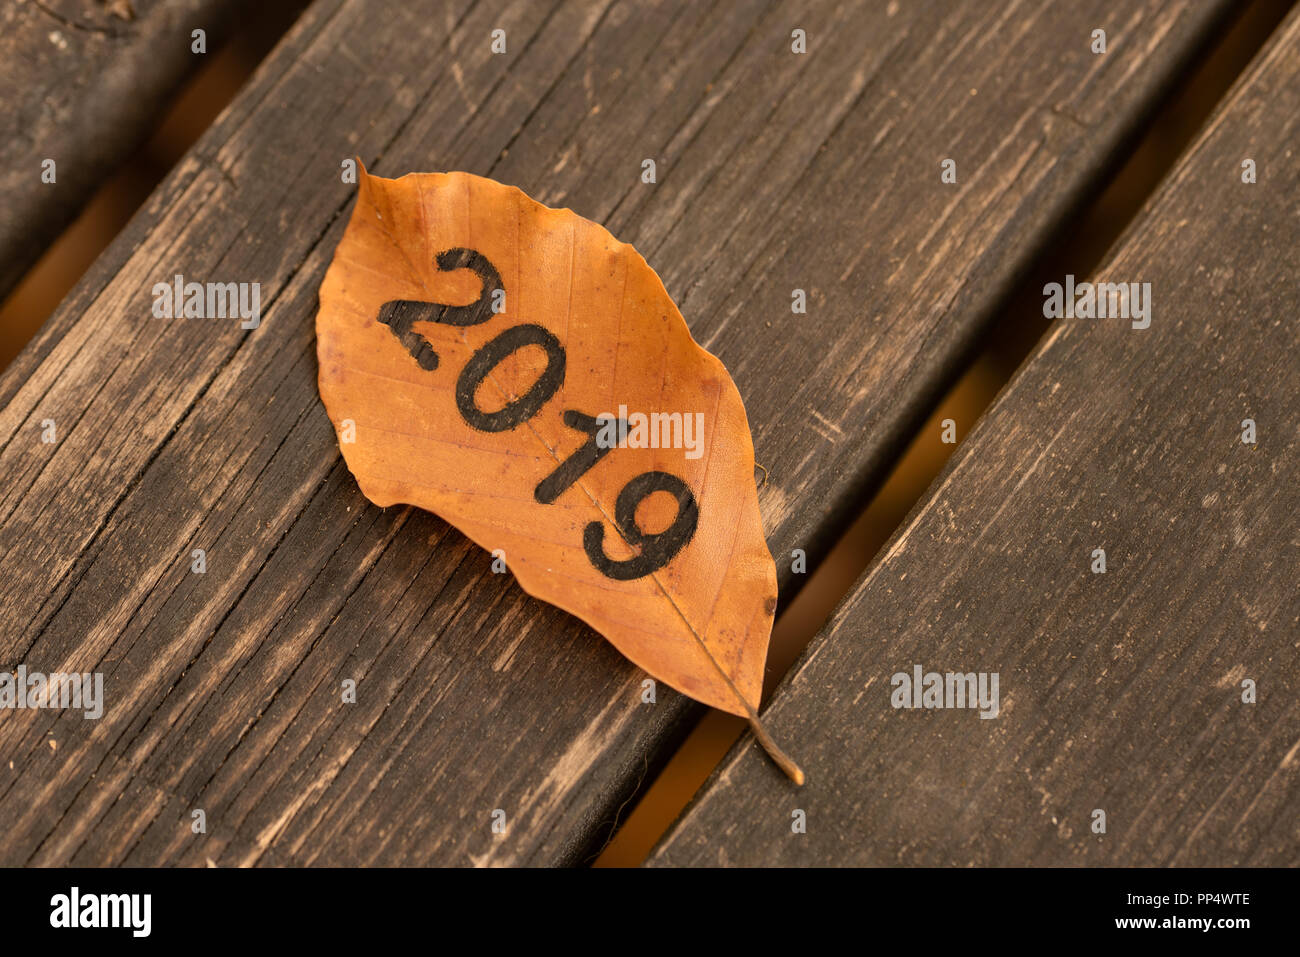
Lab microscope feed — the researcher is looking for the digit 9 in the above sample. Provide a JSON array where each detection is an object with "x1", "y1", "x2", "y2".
[{"x1": 583, "y1": 471, "x2": 698, "y2": 580}]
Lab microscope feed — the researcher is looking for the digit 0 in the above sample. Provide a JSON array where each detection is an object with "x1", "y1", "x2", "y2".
[{"x1": 457, "y1": 324, "x2": 565, "y2": 432}]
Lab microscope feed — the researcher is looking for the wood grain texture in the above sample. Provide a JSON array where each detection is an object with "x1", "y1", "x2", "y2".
[
  {"x1": 653, "y1": 7, "x2": 1300, "y2": 867},
  {"x1": 0, "y1": 0, "x2": 256, "y2": 302},
  {"x1": 0, "y1": 0, "x2": 1236, "y2": 865}
]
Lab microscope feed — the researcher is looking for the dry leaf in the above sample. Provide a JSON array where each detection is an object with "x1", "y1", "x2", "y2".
[{"x1": 316, "y1": 166, "x2": 800, "y2": 781}]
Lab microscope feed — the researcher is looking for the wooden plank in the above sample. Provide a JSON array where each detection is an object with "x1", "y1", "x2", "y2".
[
  {"x1": 652, "y1": 7, "x2": 1300, "y2": 867},
  {"x1": 0, "y1": 0, "x2": 259, "y2": 303},
  {"x1": 0, "y1": 0, "x2": 1238, "y2": 865}
]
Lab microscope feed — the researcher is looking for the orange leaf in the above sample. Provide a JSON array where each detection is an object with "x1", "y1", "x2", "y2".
[{"x1": 316, "y1": 166, "x2": 799, "y2": 781}]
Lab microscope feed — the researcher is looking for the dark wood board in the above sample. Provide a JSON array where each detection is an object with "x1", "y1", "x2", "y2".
[
  {"x1": 652, "y1": 7, "x2": 1300, "y2": 867},
  {"x1": 0, "y1": 0, "x2": 257, "y2": 303},
  {"x1": 0, "y1": 0, "x2": 1239, "y2": 865}
]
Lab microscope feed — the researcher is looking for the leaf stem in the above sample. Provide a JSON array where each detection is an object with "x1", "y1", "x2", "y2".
[{"x1": 747, "y1": 715, "x2": 805, "y2": 786}]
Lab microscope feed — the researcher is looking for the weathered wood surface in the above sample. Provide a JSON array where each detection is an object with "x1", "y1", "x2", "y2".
[
  {"x1": 0, "y1": 0, "x2": 257, "y2": 303},
  {"x1": 653, "y1": 8, "x2": 1300, "y2": 867},
  {"x1": 0, "y1": 0, "x2": 1237, "y2": 865}
]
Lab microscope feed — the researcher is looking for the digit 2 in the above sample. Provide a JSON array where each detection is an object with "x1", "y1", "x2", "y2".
[{"x1": 376, "y1": 247, "x2": 501, "y2": 370}]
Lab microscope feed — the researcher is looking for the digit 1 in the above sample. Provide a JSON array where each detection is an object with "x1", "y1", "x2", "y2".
[
  {"x1": 534, "y1": 411, "x2": 627, "y2": 505},
  {"x1": 377, "y1": 247, "x2": 502, "y2": 371}
]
